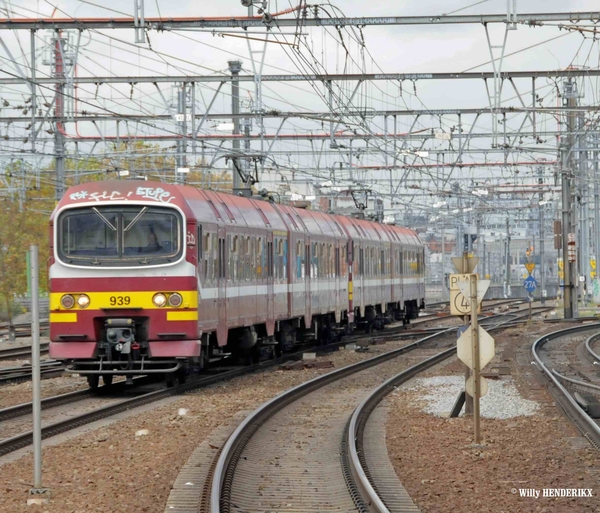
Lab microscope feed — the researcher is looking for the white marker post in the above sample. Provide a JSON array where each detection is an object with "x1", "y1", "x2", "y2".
[
  {"x1": 470, "y1": 274, "x2": 481, "y2": 444},
  {"x1": 28, "y1": 245, "x2": 50, "y2": 505}
]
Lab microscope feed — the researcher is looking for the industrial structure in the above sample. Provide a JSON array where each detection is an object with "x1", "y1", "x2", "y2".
[{"x1": 0, "y1": 2, "x2": 599, "y2": 316}]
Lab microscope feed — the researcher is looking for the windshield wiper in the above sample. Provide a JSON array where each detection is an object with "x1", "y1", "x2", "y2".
[
  {"x1": 92, "y1": 208, "x2": 116, "y2": 231},
  {"x1": 124, "y1": 207, "x2": 148, "y2": 232}
]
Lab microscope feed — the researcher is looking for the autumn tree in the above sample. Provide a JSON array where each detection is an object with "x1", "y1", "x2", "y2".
[{"x1": 0, "y1": 199, "x2": 48, "y2": 326}]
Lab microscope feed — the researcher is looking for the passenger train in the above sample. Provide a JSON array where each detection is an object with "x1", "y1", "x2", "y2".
[{"x1": 48, "y1": 181, "x2": 425, "y2": 387}]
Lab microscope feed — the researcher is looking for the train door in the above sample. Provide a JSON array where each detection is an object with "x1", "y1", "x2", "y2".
[
  {"x1": 216, "y1": 227, "x2": 228, "y2": 346},
  {"x1": 334, "y1": 242, "x2": 341, "y2": 323},
  {"x1": 380, "y1": 245, "x2": 386, "y2": 313},
  {"x1": 358, "y1": 243, "x2": 365, "y2": 317},
  {"x1": 347, "y1": 239, "x2": 355, "y2": 323},
  {"x1": 398, "y1": 247, "x2": 405, "y2": 311},
  {"x1": 304, "y1": 237, "x2": 311, "y2": 329},
  {"x1": 266, "y1": 232, "x2": 275, "y2": 336},
  {"x1": 390, "y1": 244, "x2": 397, "y2": 303}
]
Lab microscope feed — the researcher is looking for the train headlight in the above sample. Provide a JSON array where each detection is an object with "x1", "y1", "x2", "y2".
[
  {"x1": 60, "y1": 294, "x2": 75, "y2": 309},
  {"x1": 168, "y1": 293, "x2": 183, "y2": 307},
  {"x1": 153, "y1": 293, "x2": 167, "y2": 307},
  {"x1": 77, "y1": 294, "x2": 90, "y2": 309}
]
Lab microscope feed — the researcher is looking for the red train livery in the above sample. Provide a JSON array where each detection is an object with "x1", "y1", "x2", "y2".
[{"x1": 48, "y1": 180, "x2": 425, "y2": 387}]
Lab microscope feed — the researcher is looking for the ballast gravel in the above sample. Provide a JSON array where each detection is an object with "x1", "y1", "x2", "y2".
[
  {"x1": 0, "y1": 335, "x2": 421, "y2": 513},
  {"x1": 386, "y1": 320, "x2": 600, "y2": 513},
  {"x1": 402, "y1": 375, "x2": 540, "y2": 419}
]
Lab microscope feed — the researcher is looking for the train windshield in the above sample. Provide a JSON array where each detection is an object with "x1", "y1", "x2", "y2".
[{"x1": 57, "y1": 205, "x2": 183, "y2": 267}]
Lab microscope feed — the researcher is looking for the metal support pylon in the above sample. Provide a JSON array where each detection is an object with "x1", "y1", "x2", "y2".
[
  {"x1": 134, "y1": 0, "x2": 145, "y2": 44},
  {"x1": 245, "y1": 1, "x2": 269, "y2": 174},
  {"x1": 484, "y1": 1, "x2": 517, "y2": 148}
]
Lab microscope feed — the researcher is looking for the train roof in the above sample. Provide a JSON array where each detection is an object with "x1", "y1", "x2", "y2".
[{"x1": 53, "y1": 181, "x2": 422, "y2": 246}]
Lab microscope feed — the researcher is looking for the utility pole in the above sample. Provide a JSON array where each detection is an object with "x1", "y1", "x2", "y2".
[
  {"x1": 441, "y1": 222, "x2": 446, "y2": 301},
  {"x1": 594, "y1": 135, "x2": 600, "y2": 286},
  {"x1": 229, "y1": 60, "x2": 246, "y2": 197},
  {"x1": 578, "y1": 111, "x2": 588, "y2": 305},
  {"x1": 53, "y1": 31, "x2": 66, "y2": 202},
  {"x1": 538, "y1": 167, "x2": 546, "y2": 304},
  {"x1": 504, "y1": 217, "x2": 511, "y2": 297},
  {"x1": 176, "y1": 82, "x2": 187, "y2": 185},
  {"x1": 562, "y1": 79, "x2": 577, "y2": 318}
]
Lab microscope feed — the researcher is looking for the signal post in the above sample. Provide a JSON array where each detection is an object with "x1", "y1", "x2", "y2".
[{"x1": 450, "y1": 254, "x2": 493, "y2": 445}]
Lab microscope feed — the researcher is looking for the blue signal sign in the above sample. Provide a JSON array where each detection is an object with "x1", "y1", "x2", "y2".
[{"x1": 524, "y1": 275, "x2": 537, "y2": 292}]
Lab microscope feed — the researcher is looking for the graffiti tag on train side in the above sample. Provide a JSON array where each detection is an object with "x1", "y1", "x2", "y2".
[
  {"x1": 69, "y1": 187, "x2": 175, "y2": 204},
  {"x1": 186, "y1": 231, "x2": 196, "y2": 246},
  {"x1": 135, "y1": 187, "x2": 175, "y2": 203}
]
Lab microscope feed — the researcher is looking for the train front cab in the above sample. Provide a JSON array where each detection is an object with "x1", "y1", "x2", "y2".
[{"x1": 49, "y1": 198, "x2": 200, "y2": 387}]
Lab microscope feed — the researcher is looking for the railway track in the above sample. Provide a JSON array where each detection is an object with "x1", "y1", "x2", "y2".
[
  {"x1": 0, "y1": 343, "x2": 49, "y2": 361},
  {"x1": 0, "y1": 360, "x2": 63, "y2": 385},
  {"x1": 207, "y1": 310, "x2": 536, "y2": 513},
  {"x1": 532, "y1": 323, "x2": 600, "y2": 450},
  {"x1": 0, "y1": 300, "x2": 529, "y2": 459},
  {"x1": 0, "y1": 323, "x2": 426, "y2": 458}
]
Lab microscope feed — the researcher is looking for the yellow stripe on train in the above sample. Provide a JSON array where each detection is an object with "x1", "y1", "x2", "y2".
[
  {"x1": 50, "y1": 312, "x2": 78, "y2": 323},
  {"x1": 49, "y1": 291, "x2": 198, "y2": 311},
  {"x1": 167, "y1": 311, "x2": 198, "y2": 321}
]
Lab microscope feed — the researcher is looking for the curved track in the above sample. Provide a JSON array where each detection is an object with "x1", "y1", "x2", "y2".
[
  {"x1": 209, "y1": 310, "x2": 533, "y2": 512},
  {"x1": 532, "y1": 323, "x2": 600, "y2": 450}
]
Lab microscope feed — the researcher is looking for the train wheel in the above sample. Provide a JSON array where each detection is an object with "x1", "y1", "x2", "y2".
[
  {"x1": 102, "y1": 374, "x2": 113, "y2": 386},
  {"x1": 87, "y1": 375, "x2": 100, "y2": 390}
]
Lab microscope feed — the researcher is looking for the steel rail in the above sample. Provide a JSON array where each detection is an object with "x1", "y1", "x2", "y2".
[
  {"x1": 0, "y1": 344, "x2": 49, "y2": 361},
  {"x1": 209, "y1": 308, "x2": 532, "y2": 512},
  {"x1": 0, "y1": 315, "x2": 422, "y2": 457},
  {"x1": 0, "y1": 377, "x2": 150, "y2": 422},
  {"x1": 0, "y1": 361, "x2": 63, "y2": 385},
  {"x1": 0, "y1": 362, "x2": 278, "y2": 457},
  {"x1": 209, "y1": 327, "x2": 457, "y2": 513},
  {"x1": 349, "y1": 309, "x2": 551, "y2": 511},
  {"x1": 531, "y1": 323, "x2": 600, "y2": 449},
  {"x1": 348, "y1": 348, "x2": 455, "y2": 512},
  {"x1": 585, "y1": 332, "x2": 600, "y2": 363}
]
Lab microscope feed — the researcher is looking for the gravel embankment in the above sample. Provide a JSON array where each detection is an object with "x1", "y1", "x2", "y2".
[
  {"x1": 386, "y1": 321, "x2": 600, "y2": 513},
  {"x1": 0, "y1": 335, "x2": 420, "y2": 513}
]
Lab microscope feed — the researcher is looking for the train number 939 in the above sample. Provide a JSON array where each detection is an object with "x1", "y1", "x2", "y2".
[{"x1": 109, "y1": 296, "x2": 131, "y2": 306}]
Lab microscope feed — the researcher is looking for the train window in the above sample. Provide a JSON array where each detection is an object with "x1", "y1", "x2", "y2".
[
  {"x1": 359, "y1": 247, "x2": 364, "y2": 276},
  {"x1": 244, "y1": 236, "x2": 251, "y2": 281},
  {"x1": 227, "y1": 236, "x2": 235, "y2": 281},
  {"x1": 218, "y1": 237, "x2": 226, "y2": 279},
  {"x1": 212, "y1": 234, "x2": 218, "y2": 281},
  {"x1": 197, "y1": 225, "x2": 203, "y2": 267},
  {"x1": 283, "y1": 240, "x2": 288, "y2": 280},
  {"x1": 335, "y1": 246, "x2": 340, "y2": 277},
  {"x1": 267, "y1": 241, "x2": 274, "y2": 278},
  {"x1": 381, "y1": 250, "x2": 385, "y2": 276},
  {"x1": 305, "y1": 244, "x2": 311, "y2": 279},
  {"x1": 296, "y1": 241, "x2": 303, "y2": 279},
  {"x1": 202, "y1": 233, "x2": 211, "y2": 284},
  {"x1": 58, "y1": 205, "x2": 182, "y2": 267},
  {"x1": 399, "y1": 250, "x2": 404, "y2": 275},
  {"x1": 371, "y1": 247, "x2": 375, "y2": 276},
  {"x1": 256, "y1": 237, "x2": 263, "y2": 278}
]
